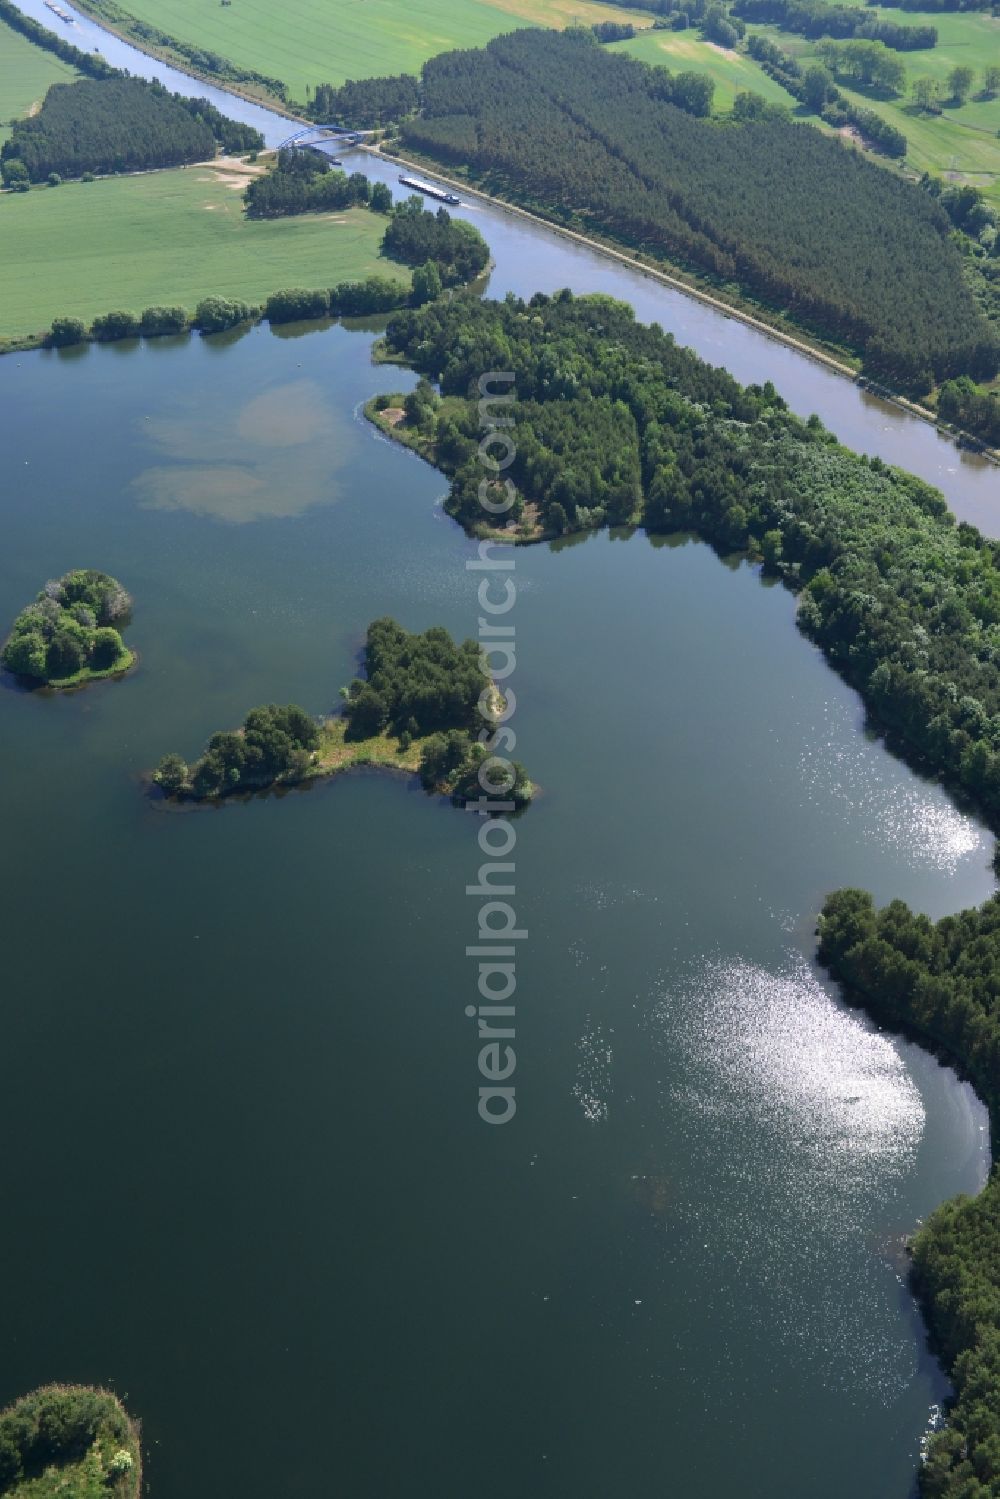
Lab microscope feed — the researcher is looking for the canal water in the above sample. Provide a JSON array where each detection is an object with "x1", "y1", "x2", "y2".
[
  {"x1": 11, "y1": 0, "x2": 1000, "y2": 528},
  {"x1": 2, "y1": 5, "x2": 999, "y2": 1496}
]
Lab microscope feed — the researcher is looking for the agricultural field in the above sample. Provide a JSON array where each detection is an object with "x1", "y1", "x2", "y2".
[
  {"x1": 0, "y1": 15, "x2": 79, "y2": 146},
  {"x1": 613, "y1": 26, "x2": 798, "y2": 110},
  {"x1": 764, "y1": 10, "x2": 1000, "y2": 205},
  {"x1": 73, "y1": 0, "x2": 654, "y2": 102},
  {"x1": 617, "y1": 6, "x2": 998, "y2": 202},
  {"x1": 0, "y1": 160, "x2": 408, "y2": 337}
]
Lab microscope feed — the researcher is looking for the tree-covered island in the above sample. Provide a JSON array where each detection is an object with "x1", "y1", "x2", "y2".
[
  {"x1": 153, "y1": 618, "x2": 531, "y2": 807},
  {"x1": 1, "y1": 570, "x2": 134, "y2": 687},
  {"x1": 0, "y1": 1384, "x2": 141, "y2": 1499}
]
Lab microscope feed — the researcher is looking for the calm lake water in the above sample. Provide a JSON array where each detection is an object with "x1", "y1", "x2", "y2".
[
  {"x1": 0, "y1": 322, "x2": 994, "y2": 1499},
  {"x1": 4, "y1": 5, "x2": 1000, "y2": 1492}
]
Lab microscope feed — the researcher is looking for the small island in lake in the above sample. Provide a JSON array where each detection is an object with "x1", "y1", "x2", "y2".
[
  {"x1": 0, "y1": 1384, "x2": 141, "y2": 1499},
  {"x1": 1, "y1": 570, "x2": 134, "y2": 687},
  {"x1": 153, "y1": 618, "x2": 532, "y2": 807}
]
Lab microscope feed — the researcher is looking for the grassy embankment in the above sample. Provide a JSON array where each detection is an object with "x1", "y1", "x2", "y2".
[
  {"x1": 617, "y1": 6, "x2": 1000, "y2": 207},
  {"x1": 69, "y1": 0, "x2": 653, "y2": 103},
  {"x1": 0, "y1": 14, "x2": 79, "y2": 146},
  {"x1": 0, "y1": 158, "x2": 409, "y2": 343}
]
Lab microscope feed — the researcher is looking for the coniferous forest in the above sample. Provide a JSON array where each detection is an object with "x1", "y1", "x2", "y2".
[
  {"x1": 0, "y1": 76, "x2": 262, "y2": 182},
  {"x1": 399, "y1": 28, "x2": 998, "y2": 388},
  {"x1": 308, "y1": 74, "x2": 421, "y2": 128}
]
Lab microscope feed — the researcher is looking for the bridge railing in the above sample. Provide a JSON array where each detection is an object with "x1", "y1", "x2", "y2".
[{"x1": 276, "y1": 125, "x2": 370, "y2": 150}]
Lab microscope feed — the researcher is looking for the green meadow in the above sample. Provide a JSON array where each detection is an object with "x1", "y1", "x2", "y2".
[
  {"x1": 0, "y1": 164, "x2": 408, "y2": 337},
  {"x1": 0, "y1": 15, "x2": 79, "y2": 145},
  {"x1": 74, "y1": 0, "x2": 652, "y2": 102},
  {"x1": 614, "y1": 26, "x2": 797, "y2": 110},
  {"x1": 619, "y1": 8, "x2": 999, "y2": 203},
  {"x1": 741, "y1": 8, "x2": 1000, "y2": 204}
]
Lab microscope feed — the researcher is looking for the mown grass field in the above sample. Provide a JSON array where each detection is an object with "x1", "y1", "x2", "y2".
[
  {"x1": 767, "y1": 11, "x2": 1000, "y2": 205},
  {"x1": 0, "y1": 15, "x2": 79, "y2": 145},
  {"x1": 77, "y1": 0, "x2": 653, "y2": 101},
  {"x1": 0, "y1": 162, "x2": 409, "y2": 337},
  {"x1": 617, "y1": 7, "x2": 998, "y2": 203},
  {"x1": 613, "y1": 27, "x2": 797, "y2": 111}
]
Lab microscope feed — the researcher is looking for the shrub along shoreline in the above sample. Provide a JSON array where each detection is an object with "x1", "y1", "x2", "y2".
[
  {"x1": 0, "y1": 1383, "x2": 141, "y2": 1498},
  {"x1": 1, "y1": 176, "x2": 489, "y2": 356},
  {"x1": 152, "y1": 621, "x2": 532, "y2": 809}
]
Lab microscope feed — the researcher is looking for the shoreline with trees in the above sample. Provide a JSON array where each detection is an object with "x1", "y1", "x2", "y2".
[
  {"x1": 373, "y1": 290, "x2": 1000, "y2": 827},
  {"x1": 818, "y1": 895, "x2": 1000, "y2": 1496},
  {"x1": 371, "y1": 285, "x2": 1000, "y2": 1494},
  {"x1": 0, "y1": 1384, "x2": 141, "y2": 1499}
]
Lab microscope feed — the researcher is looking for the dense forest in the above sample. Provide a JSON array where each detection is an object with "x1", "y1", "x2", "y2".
[
  {"x1": 818, "y1": 892, "x2": 1000, "y2": 1497},
  {"x1": 343, "y1": 619, "x2": 532, "y2": 806},
  {"x1": 344, "y1": 617, "x2": 486, "y2": 740},
  {"x1": 175, "y1": 95, "x2": 262, "y2": 156},
  {"x1": 0, "y1": 1385, "x2": 140, "y2": 1497},
  {"x1": 398, "y1": 29, "x2": 996, "y2": 387},
  {"x1": 1, "y1": 570, "x2": 133, "y2": 686},
  {"x1": 0, "y1": 76, "x2": 261, "y2": 182},
  {"x1": 381, "y1": 198, "x2": 490, "y2": 285},
  {"x1": 309, "y1": 74, "x2": 420, "y2": 127},
  {"x1": 244, "y1": 149, "x2": 386, "y2": 218}
]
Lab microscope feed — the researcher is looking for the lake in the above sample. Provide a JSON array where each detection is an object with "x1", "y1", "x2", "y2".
[
  {"x1": 0, "y1": 320, "x2": 994, "y2": 1498},
  {"x1": 3, "y1": 4, "x2": 1000, "y2": 1490}
]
